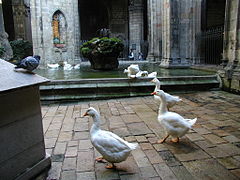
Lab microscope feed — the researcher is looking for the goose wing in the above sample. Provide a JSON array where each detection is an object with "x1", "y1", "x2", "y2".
[
  {"x1": 161, "y1": 112, "x2": 192, "y2": 129},
  {"x1": 164, "y1": 92, "x2": 181, "y2": 102},
  {"x1": 92, "y1": 130, "x2": 132, "y2": 153}
]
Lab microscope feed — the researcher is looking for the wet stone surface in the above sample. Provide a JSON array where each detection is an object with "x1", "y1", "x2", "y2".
[{"x1": 42, "y1": 91, "x2": 240, "y2": 180}]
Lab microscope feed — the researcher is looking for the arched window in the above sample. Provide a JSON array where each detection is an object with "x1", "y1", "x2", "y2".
[{"x1": 52, "y1": 10, "x2": 67, "y2": 47}]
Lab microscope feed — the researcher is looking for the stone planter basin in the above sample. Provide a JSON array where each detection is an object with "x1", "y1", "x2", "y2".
[{"x1": 89, "y1": 55, "x2": 119, "y2": 70}]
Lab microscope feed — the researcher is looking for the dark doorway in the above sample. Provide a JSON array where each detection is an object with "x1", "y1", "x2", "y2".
[
  {"x1": 201, "y1": 0, "x2": 226, "y2": 65},
  {"x1": 79, "y1": 0, "x2": 109, "y2": 40},
  {"x1": 2, "y1": 0, "x2": 15, "y2": 41}
]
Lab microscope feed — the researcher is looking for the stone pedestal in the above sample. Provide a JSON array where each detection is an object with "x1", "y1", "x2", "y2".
[{"x1": 0, "y1": 59, "x2": 51, "y2": 179}]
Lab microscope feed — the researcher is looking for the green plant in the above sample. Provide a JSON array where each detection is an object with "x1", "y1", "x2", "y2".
[
  {"x1": 80, "y1": 37, "x2": 124, "y2": 58},
  {"x1": 10, "y1": 40, "x2": 32, "y2": 61},
  {"x1": 0, "y1": 46, "x2": 5, "y2": 57}
]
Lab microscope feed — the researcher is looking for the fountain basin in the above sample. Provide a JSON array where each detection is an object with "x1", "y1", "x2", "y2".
[
  {"x1": 37, "y1": 62, "x2": 220, "y2": 102},
  {"x1": 40, "y1": 75, "x2": 220, "y2": 102},
  {"x1": 35, "y1": 62, "x2": 215, "y2": 80}
]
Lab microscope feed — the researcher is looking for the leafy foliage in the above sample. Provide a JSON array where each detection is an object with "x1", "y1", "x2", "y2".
[
  {"x1": 80, "y1": 37, "x2": 124, "y2": 58},
  {"x1": 10, "y1": 40, "x2": 32, "y2": 61},
  {"x1": 0, "y1": 46, "x2": 5, "y2": 57}
]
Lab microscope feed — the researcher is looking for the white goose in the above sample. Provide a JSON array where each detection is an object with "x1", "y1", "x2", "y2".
[
  {"x1": 152, "y1": 90, "x2": 197, "y2": 143},
  {"x1": 135, "y1": 70, "x2": 149, "y2": 78},
  {"x1": 63, "y1": 61, "x2": 73, "y2": 70},
  {"x1": 73, "y1": 64, "x2": 80, "y2": 69},
  {"x1": 151, "y1": 78, "x2": 182, "y2": 109},
  {"x1": 83, "y1": 107, "x2": 138, "y2": 169},
  {"x1": 123, "y1": 64, "x2": 140, "y2": 78},
  {"x1": 148, "y1": 71, "x2": 157, "y2": 78},
  {"x1": 47, "y1": 63, "x2": 59, "y2": 69}
]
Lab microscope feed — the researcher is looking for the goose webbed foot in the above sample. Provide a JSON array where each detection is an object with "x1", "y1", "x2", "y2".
[
  {"x1": 105, "y1": 163, "x2": 116, "y2": 169},
  {"x1": 157, "y1": 135, "x2": 169, "y2": 144},
  {"x1": 95, "y1": 156, "x2": 104, "y2": 162},
  {"x1": 171, "y1": 137, "x2": 179, "y2": 143}
]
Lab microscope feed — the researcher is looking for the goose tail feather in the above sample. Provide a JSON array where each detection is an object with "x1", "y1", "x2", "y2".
[
  {"x1": 126, "y1": 142, "x2": 138, "y2": 150},
  {"x1": 185, "y1": 118, "x2": 197, "y2": 127}
]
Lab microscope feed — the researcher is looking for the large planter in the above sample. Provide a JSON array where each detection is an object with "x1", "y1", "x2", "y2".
[
  {"x1": 89, "y1": 55, "x2": 119, "y2": 70},
  {"x1": 80, "y1": 37, "x2": 124, "y2": 70}
]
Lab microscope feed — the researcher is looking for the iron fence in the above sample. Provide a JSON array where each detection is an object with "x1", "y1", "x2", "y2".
[{"x1": 201, "y1": 26, "x2": 224, "y2": 65}]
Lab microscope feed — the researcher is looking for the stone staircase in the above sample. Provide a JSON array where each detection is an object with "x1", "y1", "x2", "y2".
[{"x1": 40, "y1": 75, "x2": 220, "y2": 102}]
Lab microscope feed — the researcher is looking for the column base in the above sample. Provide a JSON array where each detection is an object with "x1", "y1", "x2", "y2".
[
  {"x1": 146, "y1": 53, "x2": 155, "y2": 62},
  {"x1": 218, "y1": 63, "x2": 240, "y2": 93},
  {"x1": 159, "y1": 58, "x2": 191, "y2": 68}
]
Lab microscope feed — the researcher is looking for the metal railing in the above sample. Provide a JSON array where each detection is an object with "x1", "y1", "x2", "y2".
[{"x1": 201, "y1": 26, "x2": 224, "y2": 65}]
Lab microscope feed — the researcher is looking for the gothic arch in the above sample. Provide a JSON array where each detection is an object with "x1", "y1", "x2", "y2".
[{"x1": 52, "y1": 10, "x2": 67, "y2": 47}]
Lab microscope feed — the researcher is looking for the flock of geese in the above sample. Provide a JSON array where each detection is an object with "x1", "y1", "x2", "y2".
[
  {"x1": 123, "y1": 64, "x2": 157, "y2": 78},
  {"x1": 83, "y1": 64, "x2": 197, "y2": 169},
  {"x1": 47, "y1": 61, "x2": 80, "y2": 70}
]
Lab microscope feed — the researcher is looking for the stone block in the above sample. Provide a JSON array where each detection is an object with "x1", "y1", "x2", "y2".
[{"x1": 182, "y1": 159, "x2": 238, "y2": 180}]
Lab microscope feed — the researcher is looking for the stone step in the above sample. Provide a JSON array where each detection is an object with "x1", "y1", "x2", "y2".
[{"x1": 40, "y1": 75, "x2": 220, "y2": 102}]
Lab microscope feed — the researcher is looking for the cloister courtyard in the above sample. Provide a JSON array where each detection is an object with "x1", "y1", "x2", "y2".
[
  {"x1": 42, "y1": 90, "x2": 240, "y2": 180},
  {"x1": 1, "y1": 1, "x2": 240, "y2": 179}
]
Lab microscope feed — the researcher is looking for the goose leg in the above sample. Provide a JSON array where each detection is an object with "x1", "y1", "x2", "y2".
[
  {"x1": 105, "y1": 163, "x2": 116, "y2": 169},
  {"x1": 95, "y1": 156, "x2": 104, "y2": 162},
  {"x1": 171, "y1": 137, "x2": 179, "y2": 143},
  {"x1": 157, "y1": 135, "x2": 169, "y2": 144}
]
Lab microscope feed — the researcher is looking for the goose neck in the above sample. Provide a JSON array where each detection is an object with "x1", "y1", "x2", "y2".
[
  {"x1": 90, "y1": 113, "x2": 101, "y2": 133},
  {"x1": 155, "y1": 81, "x2": 161, "y2": 90},
  {"x1": 158, "y1": 96, "x2": 168, "y2": 114}
]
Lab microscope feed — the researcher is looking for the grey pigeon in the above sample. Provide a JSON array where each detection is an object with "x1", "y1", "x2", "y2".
[{"x1": 15, "y1": 55, "x2": 40, "y2": 72}]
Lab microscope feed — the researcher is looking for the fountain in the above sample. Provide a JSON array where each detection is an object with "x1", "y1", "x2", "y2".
[{"x1": 36, "y1": 61, "x2": 220, "y2": 102}]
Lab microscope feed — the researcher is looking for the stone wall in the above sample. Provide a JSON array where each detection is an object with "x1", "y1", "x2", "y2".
[
  {"x1": 30, "y1": 0, "x2": 80, "y2": 66},
  {"x1": 218, "y1": 0, "x2": 240, "y2": 93},
  {"x1": 30, "y1": 0, "x2": 131, "y2": 64}
]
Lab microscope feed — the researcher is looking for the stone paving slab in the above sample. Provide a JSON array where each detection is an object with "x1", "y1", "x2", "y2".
[{"x1": 42, "y1": 91, "x2": 240, "y2": 180}]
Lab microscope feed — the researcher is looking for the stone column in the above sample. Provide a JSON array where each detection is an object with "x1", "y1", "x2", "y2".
[
  {"x1": 146, "y1": 0, "x2": 154, "y2": 61},
  {"x1": 0, "y1": 0, "x2": 13, "y2": 60},
  {"x1": 218, "y1": 0, "x2": 240, "y2": 92},
  {"x1": 11, "y1": 0, "x2": 32, "y2": 42},
  {"x1": 73, "y1": 0, "x2": 81, "y2": 63},
  {"x1": 191, "y1": 0, "x2": 202, "y2": 64},
  {"x1": 30, "y1": 0, "x2": 44, "y2": 64},
  {"x1": 146, "y1": 0, "x2": 162, "y2": 62},
  {"x1": 160, "y1": 0, "x2": 199, "y2": 68},
  {"x1": 128, "y1": 0, "x2": 144, "y2": 60}
]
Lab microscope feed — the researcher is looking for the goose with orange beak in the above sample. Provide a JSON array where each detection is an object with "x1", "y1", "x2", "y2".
[
  {"x1": 151, "y1": 90, "x2": 197, "y2": 143},
  {"x1": 83, "y1": 107, "x2": 138, "y2": 169}
]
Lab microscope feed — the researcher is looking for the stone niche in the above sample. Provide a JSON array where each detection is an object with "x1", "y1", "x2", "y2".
[{"x1": 0, "y1": 59, "x2": 51, "y2": 179}]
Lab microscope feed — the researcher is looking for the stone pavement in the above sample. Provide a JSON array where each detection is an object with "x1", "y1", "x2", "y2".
[{"x1": 42, "y1": 91, "x2": 240, "y2": 180}]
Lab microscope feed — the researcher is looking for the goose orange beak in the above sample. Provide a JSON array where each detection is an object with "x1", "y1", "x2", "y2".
[
  {"x1": 151, "y1": 92, "x2": 157, "y2": 95},
  {"x1": 83, "y1": 112, "x2": 88, "y2": 116}
]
